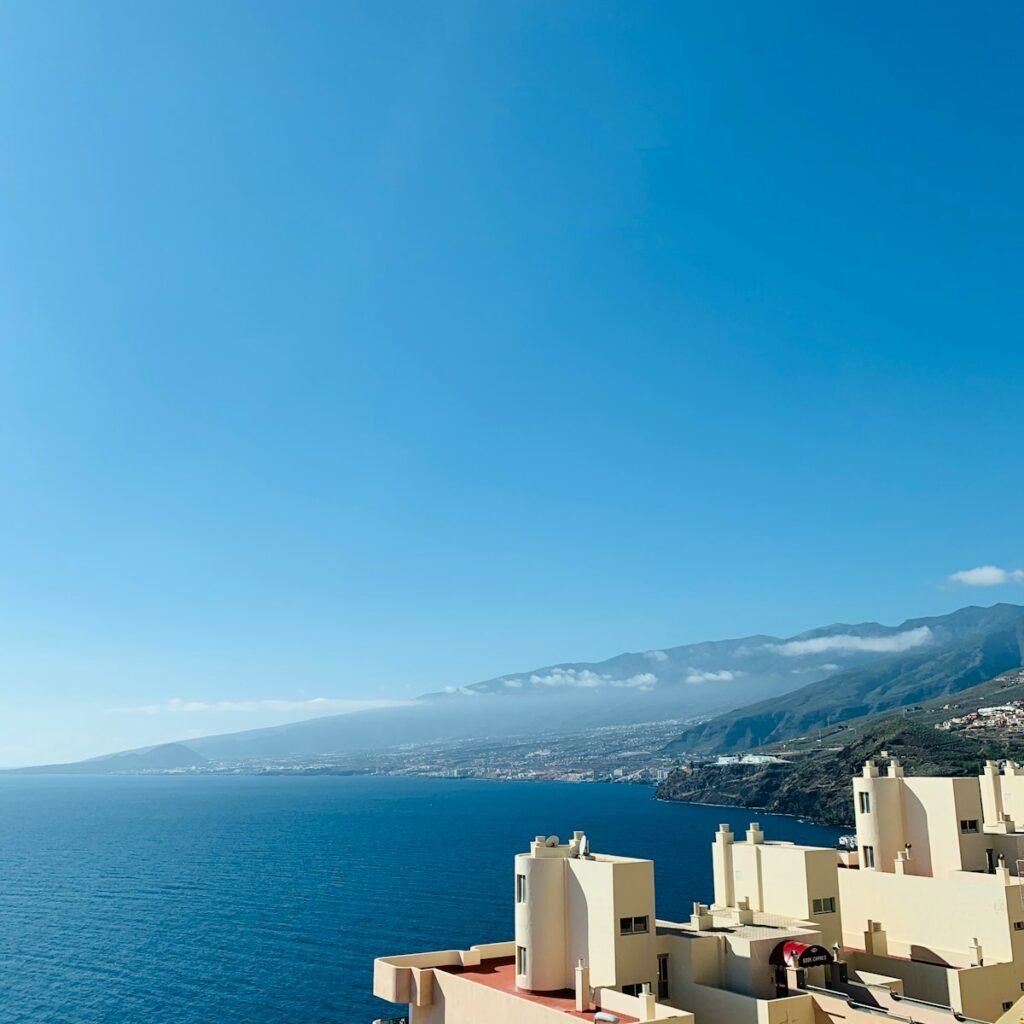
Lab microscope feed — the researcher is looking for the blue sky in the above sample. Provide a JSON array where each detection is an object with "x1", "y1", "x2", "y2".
[{"x1": 2, "y1": 3, "x2": 1023, "y2": 764}]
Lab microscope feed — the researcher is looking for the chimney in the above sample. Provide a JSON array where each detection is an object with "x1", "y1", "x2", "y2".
[
  {"x1": 733, "y1": 896, "x2": 755, "y2": 925},
  {"x1": 713, "y1": 823, "x2": 735, "y2": 908},
  {"x1": 691, "y1": 902, "x2": 714, "y2": 931},
  {"x1": 639, "y1": 982, "x2": 657, "y2": 1020},
  {"x1": 864, "y1": 921, "x2": 888, "y2": 956},
  {"x1": 574, "y1": 960, "x2": 591, "y2": 1012}
]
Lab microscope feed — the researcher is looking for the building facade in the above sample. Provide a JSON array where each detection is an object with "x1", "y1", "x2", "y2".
[{"x1": 374, "y1": 760, "x2": 1024, "y2": 1024}]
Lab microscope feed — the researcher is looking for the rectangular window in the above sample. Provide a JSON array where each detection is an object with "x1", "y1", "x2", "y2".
[
  {"x1": 620, "y1": 915, "x2": 649, "y2": 935},
  {"x1": 812, "y1": 896, "x2": 837, "y2": 914},
  {"x1": 859, "y1": 792, "x2": 871, "y2": 814},
  {"x1": 516, "y1": 874, "x2": 526, "y2": 903},
  {"x1": 622, "y1": 983, "x2": 646, "y2": 997},
  {"x1": 1015, "y1": 922, "x2": 1024, "y2": 932},
  {"x1": 960, "y1": 819, "x2": 979, "y2": 834},
  {"x1": 657, "y1": 953, "x2": 669, "y2": 999},
  {"x1": 516, "y1": 945, "x2": 527, "y2": 976},
  {"x1": 863, "y1": 845, "x2": 875, "y2": 869},
  {"x1": 1004, "y1": 1002, "x2": 1014, "y2": 1012}
]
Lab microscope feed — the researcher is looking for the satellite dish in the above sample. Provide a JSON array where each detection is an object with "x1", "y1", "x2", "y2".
[
  {"x1": 580, "y1": 834, "x2": 590, "y2": 857},
  {"x1": 546, "y1": 835, "x2": 560, "y2": 848}
]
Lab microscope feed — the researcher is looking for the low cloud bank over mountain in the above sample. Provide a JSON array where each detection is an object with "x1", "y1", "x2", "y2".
[{"x1": 26, "y1": 604, "x2": 1024, "y2": 770}]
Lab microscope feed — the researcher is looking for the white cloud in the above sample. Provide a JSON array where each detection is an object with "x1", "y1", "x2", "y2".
[
  {"x1": 645, "y1": 650, "x2": 669, "y2": 663},
  {"x1": 948, "y1": 565, "x2": 1024, "y2": 587},
  {"x1": 112, "y1": 697, "x2": 406, "y2": 715},
  {"x1": 772, "y1": 626, "x2": 932, "y2": 657},
  {"x1": 503, "y1": 679, "x2": 523, "y2": 688},
  {"x1": 789, "y1": 663, "x2": 841, "y2": 675},
  {"x1": 685, "y1": 669, "x2": 742, "y2": 685},
  {"x1": 528, "y1": 668, "x2": 657, "y2": 691},
  {"x1": 443, "y1": 686, "x2": 479, "y2": 697},
  {"x1": 610, "y1": 673, "x2": 657, "y2": 689}
]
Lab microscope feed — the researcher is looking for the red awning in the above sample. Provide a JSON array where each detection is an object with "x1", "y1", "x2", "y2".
[{"x1": 770, "y1": 941, "x2": 834, "y2": 967}]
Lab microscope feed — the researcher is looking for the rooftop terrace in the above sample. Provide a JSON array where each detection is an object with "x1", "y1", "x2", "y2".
[{"x1": 441, "y1": 956, "x2": 639, "y2": 1023}]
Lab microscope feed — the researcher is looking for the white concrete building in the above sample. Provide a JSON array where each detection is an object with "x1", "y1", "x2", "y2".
[
  {"x1": 375, "y1": 829, "x2": 826, "y2": 1024},
  {"x1": 374, "y1": 760, "x2": 1024, "y2": 1024}
]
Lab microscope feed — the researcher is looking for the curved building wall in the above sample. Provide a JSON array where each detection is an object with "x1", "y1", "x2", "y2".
[
  {"x1": 855, "y1": 775, "x2": 905, "y2": 872},
  {"x1": 514, "y1": 852, "x2": 567, "y2": 992}
]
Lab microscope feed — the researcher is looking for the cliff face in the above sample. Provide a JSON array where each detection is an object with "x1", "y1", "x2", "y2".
[
  {"x1": 656, "y1": 717, "x2": 1024, "y2": 826},
  {"x1": 656, "y1": 760, "x2": 855, "y2": 826}
]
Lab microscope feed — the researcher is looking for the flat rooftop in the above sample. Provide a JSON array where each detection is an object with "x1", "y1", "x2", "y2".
[
  {"x1": 657, "y1": 911, "x2": 819, "y2": 942},
  {"x1": 441, "y1": 956, "x2": 639, "y2": 1023},
  {"x1": 730, "y1": 840, "x2": 834, "y2": 853},
  {"x1": 588, "y1": 852, "x2": 649, "y2": 864}
]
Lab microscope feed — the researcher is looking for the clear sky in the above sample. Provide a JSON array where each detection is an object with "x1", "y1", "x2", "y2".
[{"x1": 2, "y1": 3, "x2": 1023, "y2": 765}]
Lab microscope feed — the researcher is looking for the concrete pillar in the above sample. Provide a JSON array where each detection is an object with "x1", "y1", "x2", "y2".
[
  {"x1": 574, "y1": 961, "x2": 590, "y2": 1012},
  {"x1": 712, "y1": 823, "x2": 735, "y2": 908},
  {"x1": 786, "y1": 965, "x2": 805, "y2": 991},
  {"x1": 569, "y1": 830, "x2": 584, "y2": 857},
  {"x1": 691, "y1": 902, "x2": 713, "y2": 931},
  {"x1": 410, "y1": 968, "x2": 434, "y2": 1007},
  {"x1": 639, "y1": 984, "x2": 657, "y2": 1020},
  {"x1": 734, "y1": 897, "x2": 754, "y2": 925},
  {"x1": 864, "y1": 921, "x2": 888, "y2": 956},
  {"x1": 982, "y1": 761, "x2": 1005, "y2": 830}
]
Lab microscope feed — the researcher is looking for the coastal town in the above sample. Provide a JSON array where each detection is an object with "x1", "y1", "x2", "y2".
[
  {"x1": 154, "y1": 717, "x2": 694, "y2": 785},
  {"x1": 935, "y1": 699, "x2": 1024, "y2": 736}
]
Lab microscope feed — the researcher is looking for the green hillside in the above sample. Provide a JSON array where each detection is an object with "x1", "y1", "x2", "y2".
[{"x1": 656, "y1": 668, "x2": 1024, "y2": 825}]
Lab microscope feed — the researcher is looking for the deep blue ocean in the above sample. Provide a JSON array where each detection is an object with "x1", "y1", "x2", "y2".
[{"x1": 0, "y1": 775, "x2": 842, "y2": 1024}]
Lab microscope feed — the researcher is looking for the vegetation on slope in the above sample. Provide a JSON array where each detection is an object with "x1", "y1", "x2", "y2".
[
  {"x1": 656, "y1": 668, "x2": 1024, "y2": 825},
  {"x1": 665, "y1": 605, "x2": 1024, "y2": 755}
]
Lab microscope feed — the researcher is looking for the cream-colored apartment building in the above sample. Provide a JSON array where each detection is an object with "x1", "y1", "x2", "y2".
[{"x1": 373, "y1": 760, "x2": 1024, "y2": 1024}]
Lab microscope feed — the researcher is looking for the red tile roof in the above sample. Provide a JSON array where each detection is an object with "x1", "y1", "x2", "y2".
[{"x1": 441, "y1": 957, "x2": 639, "y2": 1023}]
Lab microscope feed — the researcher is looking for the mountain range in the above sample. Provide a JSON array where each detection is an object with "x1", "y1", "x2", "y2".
[
  {"x1": 17, "y1": 603, "x2": 1024, "y2": 772},
  {"x1": 665, "y1": 603, "x2": 1024, "y2": 754}
]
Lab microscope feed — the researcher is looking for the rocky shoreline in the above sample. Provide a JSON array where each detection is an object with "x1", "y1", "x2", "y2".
[{"x1": 655, "y1": 715, "x2": 1024, "y2": 828}]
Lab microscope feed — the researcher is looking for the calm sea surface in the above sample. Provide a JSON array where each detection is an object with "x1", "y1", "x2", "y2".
[{"x1": 0, "y1": 775, "x2": 842, "y2": 1024}]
